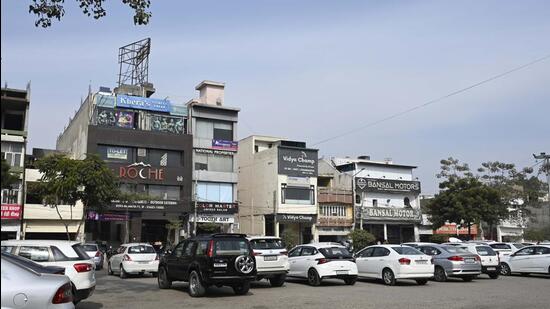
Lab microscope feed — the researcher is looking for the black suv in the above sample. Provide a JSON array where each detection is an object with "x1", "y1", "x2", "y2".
[{"x1": 158, "y1": 233, "x2": 256, "y2": 297}]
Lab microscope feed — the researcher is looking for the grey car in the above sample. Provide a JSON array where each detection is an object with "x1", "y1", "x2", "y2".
[
  {"x1": 83, "y1": 243, "x2": 104, "y2": 270},
  {"x1": 1, "y1": 255, "x2": 75, "y2": 309},
  {"x1": 415, "y1": 243, "x2": 481, "y2": 282}
]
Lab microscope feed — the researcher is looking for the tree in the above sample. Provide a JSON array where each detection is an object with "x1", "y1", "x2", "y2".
[
  {"x1": 35, "y1": 153, "x2": 119, "y2": 240},
  {"x1": 1, "y1": 158, "x2": 19, "y2": 189},
  {"x1": 347, "y1": 229, "x2": 375, "y2": 252},
  {"x1": 28, "y1": 0, "x2": 151, "y2": 28},
  {"x1": 197, "y1": 222, "x2": 220, "y2": 234},
  {"x1": 281, "y1": 230, "x2": 299, "y2": 251}
]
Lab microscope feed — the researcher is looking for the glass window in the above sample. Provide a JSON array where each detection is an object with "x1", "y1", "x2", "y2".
[
  {"x1": 320, "y1": 205, "x2": 347, "y2": 217},
  {"x1": 534, "y1": 247, "x2": 550, "y2": 255},
  {"x1": 213, "y1": 239, "x2": 250, "y2": 256},
  {"x1": 18, "y1": 246, "x2": 50, "y2": 262},
  {"x1": 197, "y1": 182, "x2": 233, "y2": 203},
  {"x1": 372, "y1": 247, "x2": 390, "y2": 257},
  {"x1": 83, "y1": 244, "x2": 98, "y2": 252},
  {"x1": 358, "y1": 247, "x2": 374, "y2": 258},
  {"x1": 196, "y1": 241, "x2": 209, "y2": 256},
  {"x1": 391, "y1": 246, "x2": 423, "y2": 255},
  {"x1": 300, "y1": 247, "x2": 316, "y2": 256},
  {"x1": 2, "y1": 187, "x2": 20, "y2": 204},
  {"x1": 183, "y1": 242, "x2": 195, "y2": 257},
  {"x1": 515, "y1": 247, "x2": 535, "y2": 256},
  {"x1": 442, "y1": 246, "x2": 470, "y2": 254},
  {"x1": 250, "y1": 239, "x2": 285, "y2": 250},
  {"x1": 1, "y1": 142, "x2": 24, "y2": 167},
  {"x1": 196, "y1": 119, "x2": 213, "y2": 139},
  {"x1": 127, "y1": 245, "x2": 156, "y2": 254},
  {"x1": 1, "y1": 246, "x2": 15, "y2": 253},
  {"x1": 475, "y1": 246, "x2": 497, "y2": 256},
  {"x1": 282, "y1": 185, "x2": 314, "y2": 205},
  {"x1": 147, "y1": 149, "x2": 182, "y2": 167},
  {"x1": 51, "y1": 246, "x2": 69, "y2": 261},
  {"x1": 319, "y1": 247, "x2": 352, "y2": 259},
  {"x1": 490, "y1": 243, "x2": 511, "y2": 250},
  {"x1": 195, "y1": 153, "x2": 233, "y2": 172},
  {"x1": 419, "y1": 246, "x2": 441, "y2": 256},
  {"x1": 174, "y1": 242, "x2": 185, "y2": 258},
  {"x1": 289, "y1": 247, "x2": 302, "y2": 257},
  {"x1": 148, "y1": 185, "x2": 181, "y2": 201}
]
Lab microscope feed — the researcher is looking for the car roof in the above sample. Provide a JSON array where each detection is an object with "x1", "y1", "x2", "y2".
[
  {"x1": 247, "y1": 236, "x2": 282, "y2": 240},
  {"x1": 402, "y1": 242, "x2": 437, "y2": 246},
  {"x1": 192, "y1": 233, "x2": 248, "y2": 240},
  {"x1": 120, "y1": 243, "x2": 153, "y2": 246},
  {"x1": 1, "y1": 239, "x2": 80, "y2": 246},
  {"x1": 297, "y1": 242, "x2": 346, "y2": 249}
]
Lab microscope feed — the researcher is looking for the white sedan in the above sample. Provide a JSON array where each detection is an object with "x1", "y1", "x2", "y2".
[
  {"x1": 108, "y1": 243, "x2": 159, "y2": 278},
  {"x1": 288, "y1": 243, "x2": 358, "y2": 286},
  {"x1": 355, "y1": 245, "x2": 434, "y2": 285},
  {"x1": 500, "y1": 245, "x2": 550, "y2": 276}
]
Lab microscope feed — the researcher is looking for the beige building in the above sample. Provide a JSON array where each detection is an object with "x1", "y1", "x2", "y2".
[{"x1": 237, "y1": 136, "x2": 319, "y2": 243}]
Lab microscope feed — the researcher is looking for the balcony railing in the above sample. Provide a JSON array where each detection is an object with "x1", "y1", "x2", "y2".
[{"x1": 318, "y1": 188, "x2": 353, "y2": 204}]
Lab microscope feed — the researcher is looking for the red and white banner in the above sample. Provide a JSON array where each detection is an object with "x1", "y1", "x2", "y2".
[{"x1": 1, "y1": 204, "x2": 22, "y2": 220}]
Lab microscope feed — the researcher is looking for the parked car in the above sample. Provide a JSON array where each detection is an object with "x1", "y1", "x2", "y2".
[
  {"x1": 158, "y1": 233, "x2": 256, "y2": 297},
  {"x1": 287, "y1": 243, "x2": 358, "y2": 286},
  {"x1": 456, "y1": 243, "x2": 500, "y2": 279},
  {"x1": 488, "y1": 243, "x2": 513, "y2": 257},
  {"x1": 355, "y1": 245, "x2": 434, "y2": 285},
  {"x1": 2, "y1": 252, "x2": 65, "y2": 275},
  {"x1": 248, "y1": 236, "x2": 289, "y2": 287},
  {"x1": 83, "y1": 243, "x2": 104, "y2": 270},
  {"x1": 414, "y1": 243, "x2": 481, "y2": 282},
  {"x1": 506, "y1": 243, "x2": 526, "y2": 252},
  {"x1": 401, "y1": 242, "x2": 437, "y2": 249},
  {"x1": 108, "y1": 243, "x2": 159, "y2": 278},
  {"x1": 1, "y1": 255, "x2": 75, "y2": 309},
  {"x1": 1, "y1": 240, "x2": 96, "y2": 304},
  {"x1": 500, "y1": 245, "x2": 550, "y2": 276}
]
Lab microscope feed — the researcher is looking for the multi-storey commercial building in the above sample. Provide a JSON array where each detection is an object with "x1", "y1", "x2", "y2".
[
  {"x1": 1, "y1": 85, "x2": 31, "y2": 240},
  {"x1": 56, "y1": 84, "x2": 192, "y2": 245},
  {"x1": 333, "y1": 156, "x2": 422, "y2": 244},
  {"x1": 237, "y1": 136, "x2": 319, "y2": 243},
  {"x1": 186, "y1": 81, "x2": 240, "y2": 234}
]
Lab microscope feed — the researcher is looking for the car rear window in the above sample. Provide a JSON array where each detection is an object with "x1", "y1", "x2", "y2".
[
  {"x1": 442, "y1": 246, "x2": 470, "y2": 254},
  {"x1": 319, "y1": 247, "x2": 352, "y2": 259},
  {"x1": 128, "y1": 245, "x2": 156, "y2": 254},
  {"x1": 490, "y1": 243, "x2": 511, "y2": 250},
  {"x1": 476, "y1": 246, "x2": 497, "y2": 256},
  {"x1": 214, "y1": 239, "x2": 250, "y2": 256},
  {"x1": 250, "y1": 239, "x2": 285, "y2": 250},
  {"x1": 392, "y1": 246, "x2": 423, "y2": 255},
  {"x1": 72, "y1": 244, "x2": 94, "y2": 259},
  {"x1": 83, "y1": 244, "x2": 98, "y2": 251},
  {"x1": 512, "y1": 243, "x2": 525, "y2": 249}
]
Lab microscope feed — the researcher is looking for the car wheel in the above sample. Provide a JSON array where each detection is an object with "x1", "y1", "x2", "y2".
[
  {"x1": 107, "y1": 263, "x2": 113, "y2": 275},
  {"x1": 188, "y1": 270, "x2": 206, "y2": 297},
  {"x1": 434, "y1": 266, "x2": 447, "y2": 282},
  {"x1": 500, "y1": 263, "x2": 511, "y2": 276},
  {"x1": 489, "y1": 272, "x2": 499, "y2": 279},
  {"x1": 307, "y1": 268, "x2": 322, "y2": 286},
  {"x1": 119, "y1": 264, "x2": 127, "y2": 279},
  {"x1": 269, "y1": 274, "x2": 286, "y2": 287},
  {"x1": 157, "y1": 267, "x2": 172, "y2": 289},
  {"x1": 462, "y1": 276, "x2": 474, "y2": 282},
  {"x1": 415, "y1": 279, "x2": 428, "y2": 285},
  {"x1": 233, "y1": 281, "x2": 250, "y2": 295},
  {"x1": 344, "y1": 277, "x2": 357, "y2": 285},
  {"x1": 382, "y1": 268, "x2": 396, "y2": 286}
]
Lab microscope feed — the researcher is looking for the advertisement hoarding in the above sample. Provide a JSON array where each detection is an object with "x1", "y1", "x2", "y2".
[
  {"x1": 355, "y1": 178, "x2": 421, "y2": 194},
  {"x1": 278, "y1": 147, "x2": 318, "y2": 177}
]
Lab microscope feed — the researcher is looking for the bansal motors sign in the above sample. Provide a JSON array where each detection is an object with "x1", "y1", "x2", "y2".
[{"x1": 119, "y1": 162, "x2": 165, "y2": 181}]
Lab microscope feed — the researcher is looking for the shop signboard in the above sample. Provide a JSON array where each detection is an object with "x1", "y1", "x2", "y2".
[
  {"x1": 108, "y1": 199, "x2": 182, "y2": 211},
  {"x1": 361, "y1": 207, "x2": 421, "y2": 222},
  {"x1": 195, "y1": 148, "x2": 234, "y2": 156},
  {"x1": 87, "y1": 211, "x2": 129, "y2": 221},
  {"x1": 196, "y1": 202, "x2": 238, "y2": 214},
  {"x1": 355, "y1": 178, "x2": 421, "y2": 194},
  {"x1": 117, "y1": 162, "x2": 165, "y2": 181},
  {"x1": 1, "y1": 204, "x2": 22, "y2": 220},
  {"x1": 189, "y1": 214, "x2": 235, "y2": 224},
  {"x1": 278, "y1": 147, "x2": 318, "y2": 177},
  {"x1": 212, "y1": 139, "x2": 238, "y2": 151},
  {"x1": 434, "y1": 224, "x2": 478, "y2": 235},
  {"x1": 116, "y1": 94, "x2": 171, "y2": 113},
  {"x1": 115, "y1": 111, "x2": 135, "y2": 128},
  {"x1": 276, "y1": 214, "x2": 317, "y2": 223},
  {"x1": 106, "y1": 147, "x2": 128, "y2": 160}
]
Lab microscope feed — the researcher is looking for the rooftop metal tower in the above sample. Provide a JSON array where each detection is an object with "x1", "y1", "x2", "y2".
[{"x1": 117, "y1": 38, "x2": 151, "y2": 87}]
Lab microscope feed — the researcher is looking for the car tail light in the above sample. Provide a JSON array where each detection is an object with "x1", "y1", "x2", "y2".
[
  {"x1": 474, "y1": 255, "x2": 481, "y2": 262},
  {"x1": 447, "y1": 256, "x2": 464, "y2": 262},
  {"x1": 398, "y1": 258, "x2": 411, "y2": 265},
  {"x1": 316, "y1": 258, "x2": 329, "y2": 264},
  {"x1": 207, "y1": 240, "x2": 214, "y2": 257},
  {"x1": 73, "y1": 263, "x2": 93, "y2": 273},
  {"x1": 123, "y1": 254, "x2": 132, "y2": 262},
  {"x1": 95, "y1": 251, "x2": 102, "y2": 257},
  {"x1": 52, "y1": 283, "x2": 73, "y2": 304},
  {"x1": 253, "y1": 251, "x2": 262, "y2": 256},
  {"x1": 280, "y1": 250, "x2": 288, "y2": 256}
]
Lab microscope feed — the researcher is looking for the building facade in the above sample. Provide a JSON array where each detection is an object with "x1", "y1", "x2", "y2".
[
  {"x1": 1, "y1": 85, "x2": 30, "y2": 240},
  {"x1": 186, "y1": 81, "x2": 240, "y2": 234},
  {"x1": 333, "y1": 156, "x2": 422, "y2": 244},
  {"x1": 56, "y1": 85, "x2": 192, "y2": 246},
  {"x1": 237, "y1": 136, "x2": 319, "y2": 243}
]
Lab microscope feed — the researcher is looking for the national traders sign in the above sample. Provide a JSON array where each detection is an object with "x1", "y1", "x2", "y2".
[
  {"x1": 355, "y1": 178, "x2": 421, "y2": 194},
  {"x1": 278, "y1": 147, "x2": 318, "y2": 177},
  {"x1": 361, "y1": 207, "x2": 421, "y2": 222}
]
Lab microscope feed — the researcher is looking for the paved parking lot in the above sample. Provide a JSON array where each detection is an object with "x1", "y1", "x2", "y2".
[{"x1": 79, "y1": 269, "x2": 550, "y2": 309}]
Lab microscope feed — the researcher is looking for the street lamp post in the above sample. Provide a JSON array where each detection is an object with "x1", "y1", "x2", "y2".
[{"x1": 351, "y1": 167, "x2": 366, "y2": 230}]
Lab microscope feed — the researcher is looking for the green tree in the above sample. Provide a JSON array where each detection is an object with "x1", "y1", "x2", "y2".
[
  {"x1": 28, "y1": 0, "x2": 151, "y2": 28},
  {"x1": 281, "y1": 230, "x2": 299, "y2": 251},
  {"x1": 36, "y1": 153, "x2": 119, "y2": 240},
  {"x1": 347, "y1": 229, "x2": 375, "y2": 252},
  {"x1": 1, "y1": 158, "x2": 19, "y2": 189},
  {"x1": 197, "y1": 222, "x2": 220, "y2": 234}
]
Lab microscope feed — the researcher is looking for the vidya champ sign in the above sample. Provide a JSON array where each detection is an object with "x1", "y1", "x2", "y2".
[{"x1": 278, "y1": 147, "x2": 318, "y2": 177}]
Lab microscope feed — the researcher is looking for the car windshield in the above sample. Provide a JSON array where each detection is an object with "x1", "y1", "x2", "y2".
[
  {"x1": 128, "y1": 245, "x2": 156, "y2": 254},
  {"x1": 83, "y1": 244, "x2": 98, "y2": 251},
  {"x1": 250, "y1": 239, "x2": 285, "y2": 250},
  {"x1": 475, "y1": 246, "x2": 497, "y2": 256},
  {"x1": 392, "y1": 246, "x2": 423, "y2": 255},
  {"x1": 442, "y1": 246, "x2": 470, "y2": 254},
  {"x1": 214, "y1": 239, "x2": 250, "y2": 256},
  {"x1": 319, "y1": 247, "x2": 352, "y2": 259},
  {"x1": 72, "y1": 244, "x2": 94, "y2": 260}
]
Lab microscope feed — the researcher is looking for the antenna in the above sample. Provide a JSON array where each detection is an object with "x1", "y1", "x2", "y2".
[{"x1": 117, "y1": 38, "x2": 151, "y2": 87}]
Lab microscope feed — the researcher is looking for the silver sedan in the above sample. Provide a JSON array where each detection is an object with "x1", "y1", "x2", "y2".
[{"x1": 415, "y1": 243, "x2": 482, "y2": 282}]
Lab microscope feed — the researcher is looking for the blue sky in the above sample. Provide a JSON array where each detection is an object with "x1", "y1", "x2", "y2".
[{"x1": 2, "y1": 0, "x2": 549, "y2": 194}]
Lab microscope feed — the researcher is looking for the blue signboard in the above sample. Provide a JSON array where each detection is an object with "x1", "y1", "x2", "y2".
[
  {"x1": 212, "y1": 139, "x2": 238, "y2": 151},
  {"x1": 116, "y1": 94, "x2": 171, "y2": 113}
]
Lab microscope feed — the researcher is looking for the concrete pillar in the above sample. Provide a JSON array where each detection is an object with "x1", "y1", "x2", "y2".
[
  {"x1": 312, "y1": 224, "x2": 319, "y2": 242},
  {"x1": 275, "y1": 221, "x2": 280, "y2": 238},
  {"x1": 414, "y1": 225, "x2": 420, "y2": 242}
]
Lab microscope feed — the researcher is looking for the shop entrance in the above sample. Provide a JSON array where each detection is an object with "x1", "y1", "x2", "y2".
[{"x1": 141, "y1": 220, "x2": 168, "y2": 243}]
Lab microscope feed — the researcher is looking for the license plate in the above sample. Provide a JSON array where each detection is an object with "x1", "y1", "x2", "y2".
[
  {"x1": 416, "y1": 260, "x2": 428, "y2": 264},
  {"x1": 214, "y1": 263, "x2": 227, "y2": 268},
  {"x1": 465, "y1": 258, "x2": 475, "y2": 263},
  {"x1": 264, "y1": 255, "x2": 277, "y2": 261},
  {"x1": 487, "y1": 267, "x2": 496, "y2": 271},
  {"x1": 336, "y1": 270, "x2": 349, "y2": 275},
  {"x1": 138, "y1": 261, "x2": 150, "y2": 264}
]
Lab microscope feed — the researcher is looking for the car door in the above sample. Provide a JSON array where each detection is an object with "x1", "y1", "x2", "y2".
[
  {"x1": 531, "y1": 246, "x2": 550, "y2": 272},
  {"x1": 165, "y1": 241, "x2": 186, "y2": 280},
  {"x1": 508, "y1": 247, "x2": 535, "y2": 272},
  {"x1": 294, "y1": 247, "x2": 317, "y2": 278},
  {"x1": 179, "y1": 241, "x2": 197, "y2": 281},
  {"x1": 370, "y1": 247, "x2": 391, "y2": 278},
  {"x1": 111, "y1": 246, "x2": 126, "y2": 271},
  {"x1": 355, "y1": 247, "x2": 375, "y2": 277},
  {"x1": 288, "y1": 247, "x2": 303, "y2": 276}
]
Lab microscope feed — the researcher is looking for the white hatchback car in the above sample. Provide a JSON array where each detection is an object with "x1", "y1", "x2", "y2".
[
  {"x1": 488, "y1": 243, "x2": 513, "y2": 257},
  {"x1": 247, "y1": 236, "x2": 289, "y2": 287},
  {"x1": 288, "y1": 243, "x2": 358, "y2": 286},
  {"x1": 108, "y1": 243, "x2": 159, "y2": 278},
  {"x1": 1, "y1": 240, "x2": 96, "y2": 304},
  {"x1": 500, "y1": 245, "x2": 550, "y2": 276},
  {"x1": 355, "y1": 245, "x2": 434, "y2": 285},
  {"x1": 457, "y1": 243, "x2": 500, "y2": 279}
]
